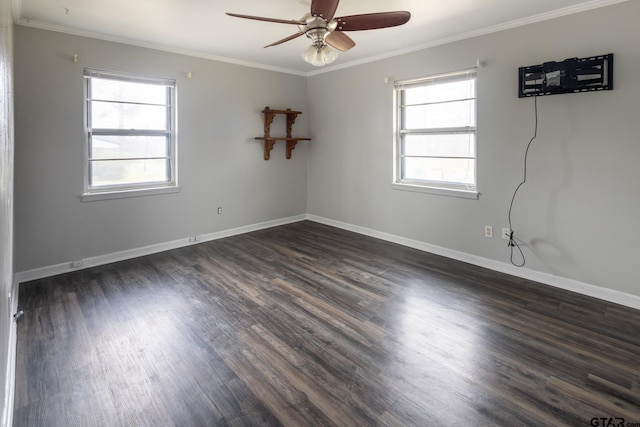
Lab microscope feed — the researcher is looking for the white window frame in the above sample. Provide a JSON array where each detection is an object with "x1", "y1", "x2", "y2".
[
  {"x1": 393, "y1": 68, "x2": 478, "y2": 199},
  {"x1": 82, "y1": 68, "x2": 178, "y2": 201}
]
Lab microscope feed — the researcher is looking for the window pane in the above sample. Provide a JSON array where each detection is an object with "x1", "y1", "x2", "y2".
[
  {"x1": 403, "y1": 99, "x2": 475, "y2": 129},
  {"x1": 90, "y1": 77, "x2": 168, "y2": 105},
  {"x1": 403, "y1": 157, "x2": 475, "y2": 185},
  {"x1": 84, "y1": 69, "x2": 177, "y2": 194},
  {"x1": 90, "y1": 159, "x2": 169, "y2": 187},
  {"x1": 90, "y1": 101, "x2": 167, "y2": 130},
  {"x1": 403, "y1": 134, "x2": 475, "y2": 157},
  {"x1": 404, "y1": 79, "x2": 475, "y2": 105},
  {"x1": 90, "y1": 135, "x2": 168, "y2": 160},
  {"x1": 395, "y1": 69, "x2": 477, "y2": 193}
]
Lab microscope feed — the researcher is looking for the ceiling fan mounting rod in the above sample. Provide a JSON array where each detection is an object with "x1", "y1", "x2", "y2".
[{"x1": 307, "y1": 30, "x2": 328, "y2": 47}]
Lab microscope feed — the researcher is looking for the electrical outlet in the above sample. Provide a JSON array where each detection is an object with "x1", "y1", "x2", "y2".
[
  {"x1": 217, "y1": 207, "x2": 223, "y2": 215},
  {"x1": 188, "y1": 235, "x2": 201, "y2": 243},
  {"x1": 484, "y1": 225, "x2": 493, "y2": 238},
  {"x1": 502, "y1": 228, "x2": 511, "y2": 240},
  {"x1": 71, "y1": 259, "x2": 84, "y2": 268}
]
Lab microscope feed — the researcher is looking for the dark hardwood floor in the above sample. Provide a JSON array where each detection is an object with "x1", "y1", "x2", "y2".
[{"x1": 14, "y1": 221, "x2": 640, "y2": 426}]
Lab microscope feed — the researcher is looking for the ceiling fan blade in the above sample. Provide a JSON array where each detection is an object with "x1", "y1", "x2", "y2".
[
  {"x1": 264, "y1": 32, "x2": 304, "y2": 48},
  {"x1": 325, "y1": 31, "x2": 355, "y2": 52},
  {"x1": 226, "y1": 13, "x2": 305, "y2": 25},
  {"x1": 311, "y1": 0, "x2": 340, "y2": 22},
  {"x1": 335, "y1": 11, "x2": 411, "y2": 31}
]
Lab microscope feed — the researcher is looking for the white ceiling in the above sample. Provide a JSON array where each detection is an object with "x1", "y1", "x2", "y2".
[{"x1": 13, "y1": 0, "x2": 626, "y2": 75}]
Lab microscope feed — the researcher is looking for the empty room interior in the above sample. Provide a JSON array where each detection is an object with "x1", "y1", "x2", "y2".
[{"x1": 1, "y1": 0, "x2": 639, "y2": 425}]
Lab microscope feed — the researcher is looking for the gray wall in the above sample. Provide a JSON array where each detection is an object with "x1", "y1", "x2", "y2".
[
  {"x1": 0, "y1": 0, "x2": 13, "y2": 420},
  {"x1": 306, "y1": 1, "x2": 640, "y2": 298},
  {"x1": 14, "y1": 27, "x2": 309, "y2": 272},
  {"x1": 13, "y1": 1, "x2": 640, "y2": 304}
]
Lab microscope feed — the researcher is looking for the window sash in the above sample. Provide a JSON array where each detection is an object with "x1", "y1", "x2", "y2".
[
  {"x1": 84, "y1": 68, "x2": 177, "y2": 193},
  {"x1": 395, "y1": 69, "x2": 477, "y2": 193}
]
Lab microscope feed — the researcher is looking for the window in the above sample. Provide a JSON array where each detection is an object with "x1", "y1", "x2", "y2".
[
  {"x1": 83, "y1": 68, "x2": 177, "y2": 199},
  {"x1": 394, "y1": 69, "x2": 477, "y2": 198}
]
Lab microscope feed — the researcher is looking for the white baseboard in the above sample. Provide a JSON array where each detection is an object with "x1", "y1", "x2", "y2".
[
  {"x1": 306, "y1": 214, "x2": 640, "y2": 311},
  {"x1": 14, "y1": 213, "x2": 640, "y2": 312},
  {"x1": 2, "y1": 279, "x2": 19, "y2": 427},
  {"x1": 14, "y1": 214, "x2": 307, "y2": 284}
]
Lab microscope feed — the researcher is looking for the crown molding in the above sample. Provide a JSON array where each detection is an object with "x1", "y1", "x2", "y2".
[
  {"x1": 12, "y1": 0, "x2": 630, "y2": 77},
  {"x1": 306, "y1": 0, "x2": 630, "y2": 76},
  {"x1": 14, "y1": 17, "x2": 308, "y2": 77}
]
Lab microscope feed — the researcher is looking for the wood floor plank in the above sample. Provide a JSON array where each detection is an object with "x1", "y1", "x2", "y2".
[
  {"x1": 586, "y1": 373, "x2": 640, "y2": 407},
  {"x1": 14, "y1": 221, "x2": 640, "y2": 426}
]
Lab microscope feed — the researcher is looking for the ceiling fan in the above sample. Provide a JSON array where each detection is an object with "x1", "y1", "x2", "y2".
[{"x1": 227, "y1": 0, "x2": 411, "y2": 66}]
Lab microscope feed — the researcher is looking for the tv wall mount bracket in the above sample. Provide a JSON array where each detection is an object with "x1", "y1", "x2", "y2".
[{"x1": 518, "y1": 53, "x2": 613, "y2": 98}]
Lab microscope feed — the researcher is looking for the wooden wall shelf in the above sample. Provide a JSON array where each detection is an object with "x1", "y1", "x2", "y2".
[{"x1": 255, "y1": 107, "x2": 311, "y2": 160}]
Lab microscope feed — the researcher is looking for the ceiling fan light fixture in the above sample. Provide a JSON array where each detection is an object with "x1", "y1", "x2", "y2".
[{"x1": 302, "y1": 43, "x2": 338, "y2": 66}]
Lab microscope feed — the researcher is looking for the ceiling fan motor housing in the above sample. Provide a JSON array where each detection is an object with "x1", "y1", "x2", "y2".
[{"x1": 299, "y1": 14, "x2": 337, "y2": 46}]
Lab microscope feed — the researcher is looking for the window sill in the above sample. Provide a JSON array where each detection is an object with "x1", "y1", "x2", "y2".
[
  {"x1": 391, "y1": 182, "x2": 478, "y2": 199},
  {"x1": 81, "y1": 185, "x2": 180, "y2": 202}
]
